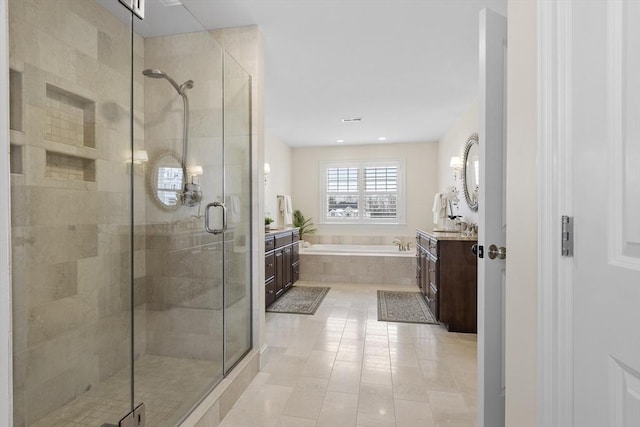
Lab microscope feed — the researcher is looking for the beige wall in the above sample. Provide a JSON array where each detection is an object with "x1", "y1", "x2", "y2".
[
  {"x1": 505, "y1": 0, "x2": 538, "y2": 425},
  {"x1": 264, "y1": 131, "x2": 292, "y2": 227},
  {"x1": 291, "y1": 142, "x2": 438, "y2": 243},
  {"x1": 438, "y1": 100, "x2": 480, "y2": 224}
]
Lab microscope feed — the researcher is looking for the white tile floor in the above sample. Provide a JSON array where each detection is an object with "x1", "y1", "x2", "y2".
[{"x1": 220, "y1": 281, "x2": 477, "y2": 427}]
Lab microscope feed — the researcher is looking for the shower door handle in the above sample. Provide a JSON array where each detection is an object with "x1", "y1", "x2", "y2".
[{"x1": 204, "y1": 202, "x2": 226, "y2": 235}]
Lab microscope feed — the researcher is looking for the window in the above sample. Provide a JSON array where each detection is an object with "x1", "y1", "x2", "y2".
[{"x1": 320, "y1": 160, "x2": 404, "y2": 224}]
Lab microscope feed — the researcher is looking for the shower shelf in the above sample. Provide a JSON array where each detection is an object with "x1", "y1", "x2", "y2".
[
  {"x1": 45, "y1": 83, "x2": 96, "y2": 149},
  {"x1": 45, "y1": 151, "x2": 96, "y2": 182},
  {"x1": 10, "y1": 144, "x2": 23, "y2": 175},
  {"x1": 9, "y1": 68, "x2": 22, "y2": 132}
]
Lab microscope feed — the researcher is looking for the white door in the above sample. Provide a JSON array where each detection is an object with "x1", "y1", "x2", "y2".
[
  {"x1": 477, "y1": 8, "x2": 507, "y2": 427},
  {"x1": 571, "y1": 1, "x2": 640, "y2": 426}
]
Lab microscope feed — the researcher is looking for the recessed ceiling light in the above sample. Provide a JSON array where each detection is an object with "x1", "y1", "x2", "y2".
[
  {"x1": 341, "y1": 117, "x2": 362, "y2": 123},
  {"x1": 336, "y1": 139, "x2": 345, "y2": 143},
  {"x1": 378, "y1": 137, "x2": 387, "y2": 141}
]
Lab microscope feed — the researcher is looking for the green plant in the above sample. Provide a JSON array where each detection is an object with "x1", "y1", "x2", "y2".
[
  {"x1": 292, "y1": 210, "x2": 317, "y2": 240},
  {"x1": 265, "y1": 216, "x2": 274, "y2": 226}
]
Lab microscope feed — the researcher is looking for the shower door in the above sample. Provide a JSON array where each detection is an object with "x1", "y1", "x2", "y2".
[
  {"x1": 220, "y1": 52, "x2": 252, "y2": 372},
  {"x1": 8, "y1": 1, "x2": 136, "y2": 426},
  {"x1": 133, "y1": 5, "x2": 252, "y2": 426}
]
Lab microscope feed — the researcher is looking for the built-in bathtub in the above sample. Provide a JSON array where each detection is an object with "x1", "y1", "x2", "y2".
[{"x1": 299, "y1": 244, "x2": 415, "y2": 285}]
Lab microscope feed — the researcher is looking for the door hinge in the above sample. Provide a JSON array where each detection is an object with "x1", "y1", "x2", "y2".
[
  {"x1": 561, "y1": 215, "x2": 573, "y2": 257},
  {"x1": 119, "y1": 0, "x2": 145, "y2": 20},
  {"x1": 119, "y1": 403, "x2": 145, "y2": 427}
]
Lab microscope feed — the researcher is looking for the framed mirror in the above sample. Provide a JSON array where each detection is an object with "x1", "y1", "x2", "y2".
[
  {"x1": 149, "y1": 151, "x2": 184, "y2": 210},
  {"x1": 462, "y1": 133, "x2": 479, "y2": 212}
]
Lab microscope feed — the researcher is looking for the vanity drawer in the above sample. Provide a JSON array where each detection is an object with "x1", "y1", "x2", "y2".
[
  {"x1": 265, "y1": 252, "x2": 275, "y2": 280},
  {"x1": 265, "y1": 278, "x2": 276, "y2": 307},
  {"x1": 292, "y1": 230, "x2": 300, "y2": 242},
  {"x1": 275, "y1": 233, "x2": 293, "y2": 248},
  {"x1": 428, "y1": 239, "x2": 438, "y2": 257},
  {"x1": 265, "y1": 236, "x2": 275, "y2": 252}
]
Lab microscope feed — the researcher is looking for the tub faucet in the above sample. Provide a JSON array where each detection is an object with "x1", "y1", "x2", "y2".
[
  {"x1": 393, "y1": 239, "x2": 411, "y2": 251},
  {"x1": 392, "y1": 239, "x2": 402, "y2": 251}
]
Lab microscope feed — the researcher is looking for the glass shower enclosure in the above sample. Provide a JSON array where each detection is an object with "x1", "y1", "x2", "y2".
[{"x1": 8, "y1": 1, "x2": 252, "y2": 425}]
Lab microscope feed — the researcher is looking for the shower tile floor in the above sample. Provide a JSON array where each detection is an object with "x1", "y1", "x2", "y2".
[
  {"x1": 220, "y1": 281, "x2": 478, "y2": 427},
  {"x1": 31, "y1": 355, "x2": 222, "y2": 427}
]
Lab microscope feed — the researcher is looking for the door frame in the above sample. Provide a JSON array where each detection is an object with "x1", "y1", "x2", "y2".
[
  {"x1": 537, "y1": 0, "x2": 574, "y2": 426},
  {"x1": 0, "y1": 0, "x2": 13, "y2": 425}
]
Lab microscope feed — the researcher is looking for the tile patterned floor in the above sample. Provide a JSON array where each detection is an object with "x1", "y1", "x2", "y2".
[
  {"x1": 30, "y1": 355, "x2": 221, "y2": 427},
  {"x1": 220, "y1": 281, "x2": 478, "y2": 427}
]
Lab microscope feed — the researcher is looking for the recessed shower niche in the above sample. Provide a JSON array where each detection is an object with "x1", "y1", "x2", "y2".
[
  {"x1": 45, "y1": 151, "x2": 96, "y2": 182},
  {"x1": 45, "y1": 83, "x2": 95, "y2": 148},
  {"x1": 9, "y1": 69, "x2": 22, "y2": 132}
]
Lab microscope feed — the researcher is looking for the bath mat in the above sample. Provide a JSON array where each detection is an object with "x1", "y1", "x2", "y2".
[
  {"x1": 267, "y1": 286, "x2": 330, "y2": 315},
  {"x1": 377, "y1": 291, "x2": 438, "y2": 324}
]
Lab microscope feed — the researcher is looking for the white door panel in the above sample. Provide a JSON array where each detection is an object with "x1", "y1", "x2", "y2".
[
  {"x1": 478, "y1": 8, "x2": 507, "y2": 427},
  {"x1": 572, "y1": 1, "x2": 640, "y2": 426}
]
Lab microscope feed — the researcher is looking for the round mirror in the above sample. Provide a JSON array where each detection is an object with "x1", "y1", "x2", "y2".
[
  {"x1": 149, "y1": 152, "x2": 184, "y2": 209},
  {"x1": 462, "y1": 133, "x2": 479, "y2": 212}
]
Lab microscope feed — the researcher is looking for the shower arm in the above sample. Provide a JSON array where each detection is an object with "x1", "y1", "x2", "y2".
[{"x1": 181, "y1": 92, "x2": 189, "y2": 172}]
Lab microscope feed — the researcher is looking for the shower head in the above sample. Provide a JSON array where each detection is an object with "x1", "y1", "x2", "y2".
[
  {"x1": 142, "y1": 68, "x2": 193, "y2": 95},
  {"x1": 142, "y1": 68, "x2": 166, "y2": 79}
]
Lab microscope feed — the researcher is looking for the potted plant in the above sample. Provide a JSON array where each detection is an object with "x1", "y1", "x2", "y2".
[
  {"x1": 264, "y1": 216, "x2": 274, "y2": 231},
  {"x1": 292, "y1": 210, "x2": 317, "y2": 242}
]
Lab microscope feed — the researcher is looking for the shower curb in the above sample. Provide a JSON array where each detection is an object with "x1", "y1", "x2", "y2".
[{"x1": 179, "y1": 349, "x2": 260, "y2": 427}]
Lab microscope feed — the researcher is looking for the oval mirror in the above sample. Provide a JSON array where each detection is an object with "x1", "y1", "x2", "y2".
[
  {"x1": 149, "y1": 152, "x2": 184, "y2": 209},
  {"x1": 462, "y1": 133, "x2": 479, "y2": 212}
]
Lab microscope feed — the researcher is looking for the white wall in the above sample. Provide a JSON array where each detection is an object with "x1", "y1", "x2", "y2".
[
  {"x1": 438, "y1": 100, "x2": 480, "y2": 224},
  {"x1": 291, "y1": 141, "x2": 438, "y2": 241},
  {"x1": 505, "y1": 0, "x2": 537, "y2": 425},
  {"x1": 264, "y1": 131, "x2": 292, "y2": 227}
]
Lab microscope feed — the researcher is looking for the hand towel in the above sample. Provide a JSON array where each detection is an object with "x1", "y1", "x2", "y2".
[
  {"x1": 432, "y1": 193, "x2": 444, "y2": 224},
  {"x1": 280, "y1": 195, "x2": 293, "y2": 225}
]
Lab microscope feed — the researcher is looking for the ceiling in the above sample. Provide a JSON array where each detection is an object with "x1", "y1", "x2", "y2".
[{"x1": 103, "y1": 0, "x2": 507, "y2": 147}]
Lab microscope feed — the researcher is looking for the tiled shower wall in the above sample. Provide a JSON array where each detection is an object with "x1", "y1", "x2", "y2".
[
  {"x1": 8, "y1": 0, "x2": 147, "y2": 424},
  {"x1": 142, "y1": 31, "x2": 226, "y2": 362}
]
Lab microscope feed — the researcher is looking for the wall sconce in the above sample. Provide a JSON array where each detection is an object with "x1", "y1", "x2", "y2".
[
  {"x1": 188, "y1": 165, "x2": 203, "y2": 184},
  {"x1": 449, "y1": 156, "x2": 463, "y2": 181},
  {"x1": 133, "y1": 150, "x2": 149, "y2": 164},
  {"x1": 264, "y1": 163, "x2": 271, "y2": 186},
  {"x1": 129, "y1": 150, "x2": 149, "y2": 175}
]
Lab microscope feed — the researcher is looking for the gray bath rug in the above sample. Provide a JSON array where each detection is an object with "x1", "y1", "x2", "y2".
[
  {"x1": 377, "y1": 291, "x2": 438, "y2": 324},
  {"x1": 267, "y1": 286, "x2": 330, "y2": 315}
]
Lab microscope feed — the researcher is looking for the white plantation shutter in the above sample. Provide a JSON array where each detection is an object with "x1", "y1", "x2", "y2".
[
  {"x1": 321, "y1": 161, "x2": 404, "y2": 224},
  {"x1": 364, "y1": 166, "x2": 398, "y2": 219}
]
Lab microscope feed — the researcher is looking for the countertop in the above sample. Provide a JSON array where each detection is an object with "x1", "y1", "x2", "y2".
[
  {"x1": 417, "y1": 229, "x2": 478, "y2": 241},
  {"x1": 265, "y1": 227, "x2": 299, "y2": 237}
]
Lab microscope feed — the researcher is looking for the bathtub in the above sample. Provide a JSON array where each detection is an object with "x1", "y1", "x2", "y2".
[
  {"x1": 300, "y1": 243, "x2": 415, "y2": 257},
  {"x1": 299, "y1": 244, "x2": 416, "y2": 285}
]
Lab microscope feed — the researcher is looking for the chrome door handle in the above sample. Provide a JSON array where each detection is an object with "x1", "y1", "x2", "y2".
[
  {"x1": 488, "y1": 244, "x2": 506, "y2": 260},
  {"x1": 204, "y1": 202, "x2": 226, "y2": 235}
]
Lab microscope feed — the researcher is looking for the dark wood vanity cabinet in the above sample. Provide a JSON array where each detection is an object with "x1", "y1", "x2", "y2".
[
  {"x1": 265, "y1": 229, "x2": 300, "y2": 308},
  {"x1": 416, "y1": 230, "x2": 477, "y2": 333}
]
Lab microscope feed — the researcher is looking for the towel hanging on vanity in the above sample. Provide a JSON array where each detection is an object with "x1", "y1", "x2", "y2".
[{"x1": 432, "y1": 193, "x2": 447, "y2": 224}]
